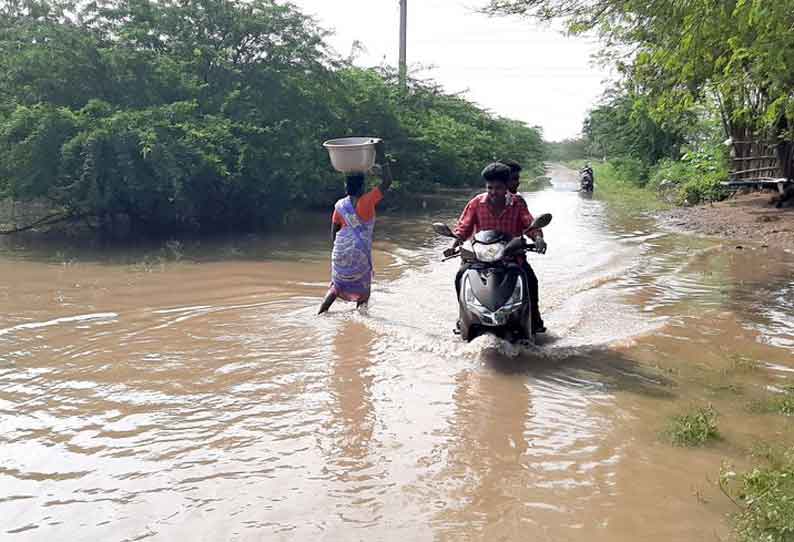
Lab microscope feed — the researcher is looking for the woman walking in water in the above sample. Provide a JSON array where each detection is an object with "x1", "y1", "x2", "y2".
[{"x1": 318, "y1": 142, "x2": 392, "y2": 314}]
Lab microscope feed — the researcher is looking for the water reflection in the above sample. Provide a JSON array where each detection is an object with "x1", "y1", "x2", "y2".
[
  {"x1": 432, "y1": 350, "x2": 621, "y2": 541},
  {"x1": 323, "y1": 319, "x2": 382, "y2": 526},
  {"x1": 327, "y1": 320, "x2": 376, "y2": 463}
]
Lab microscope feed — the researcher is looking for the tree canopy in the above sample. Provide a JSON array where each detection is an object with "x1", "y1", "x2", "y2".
[
  {"x1": 0, "y1": 0, "x2": 546, "y2": 236},
  {"x1": 486, "y1": 0, "x2": 794, "y2": 140}
]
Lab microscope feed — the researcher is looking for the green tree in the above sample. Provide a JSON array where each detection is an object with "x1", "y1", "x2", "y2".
[
  {"x1": 486, "y1": 0, "x2": 794, "y2": 145},
  {"x1": 584, "y1": 90, "x2": 687, "y2": 166},
  {"x1": 0, "y1": 0, "x2": 546, "y2": 236}
]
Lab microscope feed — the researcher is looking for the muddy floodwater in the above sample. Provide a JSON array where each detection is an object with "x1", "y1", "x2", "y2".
[{"x1": 2, "y1": 167, "x2": 793, "y2": 541}]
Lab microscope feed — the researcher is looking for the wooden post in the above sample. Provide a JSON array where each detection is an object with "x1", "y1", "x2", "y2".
[{"x1": 399, "y1": 0, "x2": 407, "y2": 90}]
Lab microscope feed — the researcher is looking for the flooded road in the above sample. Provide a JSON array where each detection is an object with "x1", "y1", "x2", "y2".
[{"x1": 2, "y1": 166, "x2": 793, "y2": 541}]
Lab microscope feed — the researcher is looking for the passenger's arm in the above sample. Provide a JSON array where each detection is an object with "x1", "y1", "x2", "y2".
[{"x1": 331, "y1": 222, "x2": 342, "y2": 244}]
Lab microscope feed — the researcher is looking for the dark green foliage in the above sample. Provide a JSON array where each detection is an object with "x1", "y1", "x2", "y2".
[
  {"x1": 335, "y1": 68, "x2": 545, "y2": 190},
  {"x1": 584, "y1": 92, "x2": 687, "y2": 177},
  {"x1": 0, "y1": 0, "x2": 545, "y2": 236}
]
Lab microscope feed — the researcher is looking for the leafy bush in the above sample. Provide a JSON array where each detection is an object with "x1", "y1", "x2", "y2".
[
  {"x1": 649, "y1": 146, "x2": 728, "y2": 205},
  {"x1": 677, "y1": 176, "x2": 726, "y2": 206},
  {"x1": 610, "y1": 156, "x2": 650, "y2": 186},
  {"x1": 722, "y1": 449, "x2": 794, "y2": 542},
  {"x1": 664, "y1": 405, "x2": 720, "y2": 446}
]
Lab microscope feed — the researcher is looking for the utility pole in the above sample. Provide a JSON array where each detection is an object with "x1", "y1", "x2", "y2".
[{"x1": 399, "y1": 0, "x2": 407, "y2": 90}]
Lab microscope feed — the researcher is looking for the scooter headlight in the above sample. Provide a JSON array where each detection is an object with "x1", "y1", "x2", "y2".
[{"x1": 472, "y1": 242, "x2": 505, "y2": 262}]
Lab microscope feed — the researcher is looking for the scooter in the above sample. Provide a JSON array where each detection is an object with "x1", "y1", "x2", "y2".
[{"x1": 432, "y1": 213, "x2": 552, "y2": 343}]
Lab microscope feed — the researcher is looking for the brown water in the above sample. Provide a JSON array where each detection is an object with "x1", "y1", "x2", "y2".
[{"x1": 2, "y1": 166, "x2": 793, "y2": 541}]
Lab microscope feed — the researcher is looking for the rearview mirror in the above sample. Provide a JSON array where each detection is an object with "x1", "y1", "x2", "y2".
[
  {"x1": 527, "y1": 213, "x2": 552, "y2": 231},
  {"x1": 432, "y1": 223, "x2": 455, "y2": 238}
]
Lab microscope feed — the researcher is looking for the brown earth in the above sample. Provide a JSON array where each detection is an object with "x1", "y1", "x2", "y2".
[{"x1": 659, "y1": 191, "x2": 794, "y2": 253}]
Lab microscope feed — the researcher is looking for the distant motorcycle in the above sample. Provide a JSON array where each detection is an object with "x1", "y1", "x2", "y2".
[{"x1": 579, "y1": 169, "x2": 594, "y2": 192}]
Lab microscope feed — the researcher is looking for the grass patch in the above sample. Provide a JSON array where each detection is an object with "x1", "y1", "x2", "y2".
[
  {"x1": 127, "y1": 240, "x2": 186, "y2": 273},
  {"x1": 747, "y1": 388, "x2": 794, "y2": 416},
  {"x1": 721, "y1": 448, "x2": 794, "y2": 542},
  {"x1": 664, "y1": 404, "x2": 721, "y2": 447},
  {"x1": 771, "y1": 395, "x2": 794, "y2": 415}
]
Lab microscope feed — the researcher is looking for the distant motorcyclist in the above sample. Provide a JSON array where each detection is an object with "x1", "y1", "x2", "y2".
[
  {"x1": 446, "y1": 162, "x2": 547, "y2": 333},
  {"x1": 580, "y1": 162, "x2": 594, "y2": 191}
]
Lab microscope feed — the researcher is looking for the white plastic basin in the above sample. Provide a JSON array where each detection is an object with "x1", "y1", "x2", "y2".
[{"x1": 323, "y1": 137, "x2": 381, "y2": 173}]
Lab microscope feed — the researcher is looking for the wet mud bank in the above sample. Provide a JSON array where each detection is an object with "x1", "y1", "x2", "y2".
[{"x1": 658, "y1": 192, "x2": 794, "y2": 253}]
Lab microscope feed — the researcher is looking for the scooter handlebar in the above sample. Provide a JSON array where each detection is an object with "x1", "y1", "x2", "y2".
[{"x1": 439, "y1": 241, "x2": 541, "y2": 261}]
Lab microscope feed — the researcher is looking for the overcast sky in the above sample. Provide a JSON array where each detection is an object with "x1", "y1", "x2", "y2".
[{"x1": 292, "y1": 0, "x2": 612, "y2": 141}]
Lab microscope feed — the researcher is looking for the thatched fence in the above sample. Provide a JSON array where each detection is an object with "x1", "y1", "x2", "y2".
[{"x1": 729, "y1": 129, "x2": 794, "y2": 182}]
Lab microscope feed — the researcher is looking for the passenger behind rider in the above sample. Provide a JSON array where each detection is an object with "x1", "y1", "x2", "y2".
[
  {"x1": 501, "y1": 159, "x2": 548, "y2": 332},
  {"x1": 445, "y1": 162, "x2": 547, "y2": 333},
  {"x1": 501, "y1": 158, "x2": 523, "y2": 197}
]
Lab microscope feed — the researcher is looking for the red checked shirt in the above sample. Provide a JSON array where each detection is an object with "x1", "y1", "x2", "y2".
[{"x1": 454, "y1": 193, "x2": 539, "y2": 240}]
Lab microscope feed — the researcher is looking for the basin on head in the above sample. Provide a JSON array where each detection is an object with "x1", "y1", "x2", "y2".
[{"x1": 323, "y1": 137, "x2": 381, "y2": 173}]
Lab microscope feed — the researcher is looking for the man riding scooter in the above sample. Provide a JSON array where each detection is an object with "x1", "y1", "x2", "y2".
[{"x1": 445, "y1": 163, "x2": 547, "y2": 334}]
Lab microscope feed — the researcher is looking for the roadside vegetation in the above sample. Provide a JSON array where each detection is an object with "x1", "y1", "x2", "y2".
[
  {"x1": 0, "y1": 0, "x2": 545, "y2": 238},
  {"x1": 552, "y1": 97, "x2": 730, "y2": 207},
  {"x1": 721, "y1": 447, "x2": 794, "y2": 542},
  {"x1": 522, "y1": 0, "x2": 794, "y2": 208}
]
